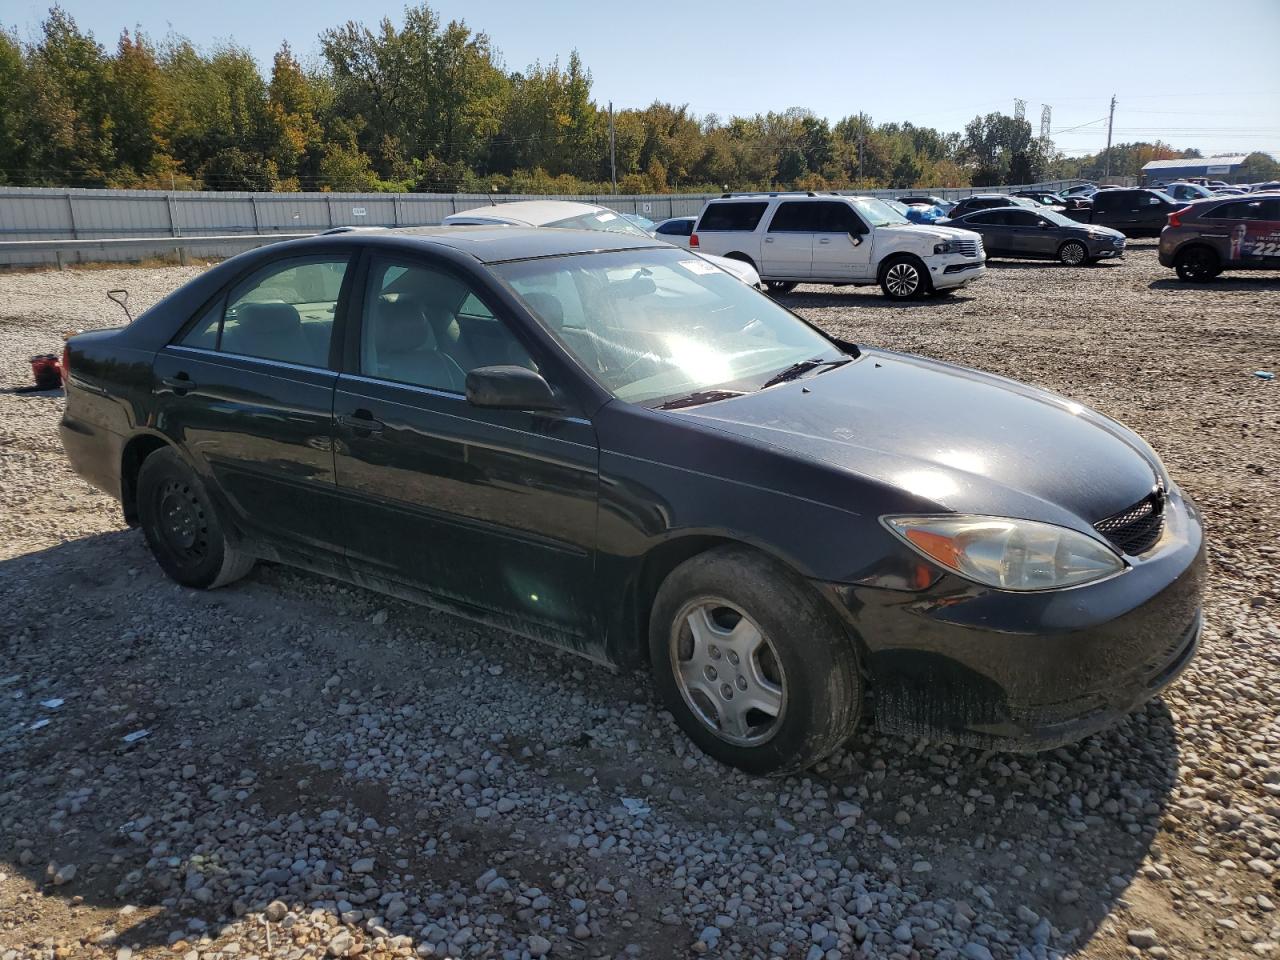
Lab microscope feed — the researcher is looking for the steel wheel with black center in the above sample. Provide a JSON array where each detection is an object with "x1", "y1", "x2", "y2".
[
  {"x1": 137, "y1": 447, "x2": 255, "y2": 589},
  {"x1": 648, "y1": 545, "x2": 862, "y2": 774}
]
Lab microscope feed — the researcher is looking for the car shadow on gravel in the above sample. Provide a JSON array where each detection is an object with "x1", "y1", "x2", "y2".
[
  {"x1": 1150, "y1": 276, "x2": 1280, "y2": 291},
  {"x1": 777, "y1": 289, "x2": 978, "y2": 308},
  {"x1": 0, "y1": 531, "x2": 1184, "y2": 957}
]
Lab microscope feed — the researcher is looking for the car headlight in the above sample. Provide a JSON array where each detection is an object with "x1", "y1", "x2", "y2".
[
  {"x1": 882, "y1": 515, "x2": 1125, "y2": 591},
  {"x1": 933, "y1": 242, "x2": 952, "y2": 255}
]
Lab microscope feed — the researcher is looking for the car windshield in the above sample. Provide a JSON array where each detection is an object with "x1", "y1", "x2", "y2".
[
  {"x1": 545, "y1": 209, "x2": 652, "y2": 238},
  {"x1": 885, "y1": 200, "x2": 909, "y2": 214},
  {"x1": 1150, "y1": 190, "x2": 1178, "y2": 204},
  {"x1": 851, "y1": 198, "x2": 908, "y2": 226},
  {"x1": 1040, "y1": 210, "x2": 1078, "y2": 227},
  {"x1": 494, "y1": 248, "x2": 844, "y2": 406}
]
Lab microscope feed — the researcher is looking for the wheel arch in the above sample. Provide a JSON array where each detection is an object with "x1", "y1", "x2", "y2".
[
  {"x1": 876, "y1": 250, "x2": 928, "y2": 284},
  {"x1": 623, "y1": 533, "x2": 860, "y2": 667},
  {"x1": 722, "y1": 251, "x2": 758, "y2": 271},
  {"x1": 1174, "y1": 240, "x2": 1221, "y2": 265},
  {"x1": 119, "y1": 431, "x2": 179, "y2": 526}
]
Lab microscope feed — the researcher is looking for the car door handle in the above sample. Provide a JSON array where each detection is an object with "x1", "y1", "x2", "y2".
[
  {"x1": 818, "y1": 238, "x2": 831, "y2": 244},
  {"x1": 160, "y1": 374, "x2": 196, "y2": 393},
  {"x1": 338, "y1": 410, "x2": 384, "y2": 434}
]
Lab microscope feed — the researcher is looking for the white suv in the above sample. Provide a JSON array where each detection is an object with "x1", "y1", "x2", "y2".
[{"x1": 691, "y1": 193, "x2": 986, "y2": 299}]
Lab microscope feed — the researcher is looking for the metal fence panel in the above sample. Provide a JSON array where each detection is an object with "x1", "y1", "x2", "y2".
[{"x1": 0, "y1": 180, "x2": 1089, "y2": 267}]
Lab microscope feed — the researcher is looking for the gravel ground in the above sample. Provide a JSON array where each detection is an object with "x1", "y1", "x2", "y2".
[{"x1": 1, "y1": 246, "x2": 1278, "y2": 960}]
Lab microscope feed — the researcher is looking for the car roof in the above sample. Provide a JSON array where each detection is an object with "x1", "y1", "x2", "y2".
[
  {"x1": 441, "y1": 199, "x2": 609, "y2": 227},
  {"x1": 362, "y1": 224, "x2": 662, "y2": 263}
]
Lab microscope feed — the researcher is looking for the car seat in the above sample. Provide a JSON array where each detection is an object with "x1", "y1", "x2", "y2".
[
  {"x1": 370, "y1": 297, "x2": 467, "y2": 393},
  {"x1": 222, "y1": 302, "x2": 319, "y2": 366}
]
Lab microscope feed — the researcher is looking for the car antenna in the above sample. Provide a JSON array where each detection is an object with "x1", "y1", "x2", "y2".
[{"x1": 106, "y1": 289, "x2": 132, "y2": 323}]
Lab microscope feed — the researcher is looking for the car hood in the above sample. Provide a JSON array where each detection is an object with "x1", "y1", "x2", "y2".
[
  {"x1": 679, "y1": 350, "x2": 1163, "y2": 529},
  {"x1": 878, "y1": 223, "x2": 978, "y2": 244},
  {"x1": 699, "y1": 252, "x2": 760, "y2": 285},
  {"x1": 1079, "y1": 224, "x2": 1126, "y2": 238}
]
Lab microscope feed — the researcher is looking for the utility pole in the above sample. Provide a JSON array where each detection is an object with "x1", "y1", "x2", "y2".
[
  {"x1": 857, "y1": 112, "x2": 866, "y2": 185},
  {"x1": 1103, "y1": 94, "x2": 1117, "y2": 179},
  {"x1": 609, "y1": 101, "x2": 617, "y2": 195}
]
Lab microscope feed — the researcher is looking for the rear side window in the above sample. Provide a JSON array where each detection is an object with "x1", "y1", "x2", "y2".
[
  {"x1": 698, "y1": 202, "x2": 769, "y2": 232},
  {"x1": 1092, "y1": 192, "x2": 1121, "y2": 212},
  {"x1": 657, "y1": 220, "x2": 693, "y2": 236},
  {"x1": 965, "y1": 211, "x2": 1002, "y2": 225},
  {"x1": 1209, "y1": 200, "x2": 1272, "y2": 221},
  {"x1": 181, "y1": 256, "x2": 350, "y2": 368}
]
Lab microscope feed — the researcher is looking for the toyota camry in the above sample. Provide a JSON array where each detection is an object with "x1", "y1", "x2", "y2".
[{"x1": 59, "y1": 226, "x2": 1204, "y2": 774}]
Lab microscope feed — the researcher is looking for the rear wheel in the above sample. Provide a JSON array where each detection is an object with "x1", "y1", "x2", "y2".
[
  {"x1": 648, "y1": 546, "x2": 862, "y2": 775},
  {"x1": 1058, "y1": 240, "x2": 1088, "y2": 266},
  {"x1": 1175, "y1": 245, "x2": 1221, "y2": 282},
  {"x1": 766, "y1": 281, "x2": 798, "y2": 295},
  {"x1": 137, "y1": 447, "x2": 254, "y2": 589},
  {"x1": 879, "y1": 256, "x2": 926, "y2": 300}
]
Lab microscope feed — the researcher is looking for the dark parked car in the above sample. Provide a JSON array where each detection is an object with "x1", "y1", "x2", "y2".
[
  {"x1": 1066, "y1": 188, "x2": 1183, "y2": 236},
  {"x1": 59, "y1": 226, "x2": 1205, "y2": 774},
  {"x1": 947, "y1": 194, "x2": 1042, "y2": 218},
  {"x1": 947, "y1": 207, "x2": 1126, "y2": 264},
  {"x1": 1159, "y1": 193, "x2": 1280, "y2": 280},
  {"x1": 1013, "y1": 190, "x2": 1077, "y2": 211}
]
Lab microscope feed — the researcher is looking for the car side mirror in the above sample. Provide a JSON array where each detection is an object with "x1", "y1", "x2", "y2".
[
  {"x1": 466, "y1": 365, "x2": 563, "y2": 412},
  {"x1": 1038, "y1": 221, "x2": 1050, "y2": 229}
]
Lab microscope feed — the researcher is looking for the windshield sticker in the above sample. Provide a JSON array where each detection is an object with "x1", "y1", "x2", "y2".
[
  {"x1": 679, "y1": 259, "x2": 721, "y2": 275},
  {"x1": 595, "y1": 212, "x2": 617, "y2": 222}
]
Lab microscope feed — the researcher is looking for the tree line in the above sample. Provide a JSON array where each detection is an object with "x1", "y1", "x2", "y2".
[{"x1": 1, "y1": 6, "x2": 1275, "y2": 194}]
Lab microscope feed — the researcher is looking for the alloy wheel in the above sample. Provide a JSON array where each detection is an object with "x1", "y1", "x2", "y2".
[
  {"x1": 669, "y1": 597, "x2": 787, "y2": 746},
  {"x1": 1060, "y1": 241, "x2": 1087, "y2": 265},
  {"x1": 1177, "y1": 248, "x2": 1216, "y2": 281},
  {"x1": 884, "y1": 262, "x2": 920, "y2": 297}
]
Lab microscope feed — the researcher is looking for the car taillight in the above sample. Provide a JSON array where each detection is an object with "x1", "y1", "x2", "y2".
[
  {"x1": 689, "y1": 233, "x2": 699, "y2": 248},
  {"x1": 1168, "y1": 207, "x2": 1190, "y2": 228}
]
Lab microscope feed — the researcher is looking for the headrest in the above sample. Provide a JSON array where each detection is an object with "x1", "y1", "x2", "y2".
[
  {"x1": 374, "y1": 297, "x2": 437, "y2": 353},
  {"x1": 235, "y1": 301, "x2": 301, "y2": 335},
  {"x1": 521, "y1": 291, "x2": 565, "y2": 328}
]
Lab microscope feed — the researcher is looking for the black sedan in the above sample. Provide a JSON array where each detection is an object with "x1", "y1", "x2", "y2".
[
  {"x1": 59, "y1": 227, "x2": 1204, "y2": 774},
  {"x1": 946, "y1": 207, "x2": 1127, "y2": 264}
]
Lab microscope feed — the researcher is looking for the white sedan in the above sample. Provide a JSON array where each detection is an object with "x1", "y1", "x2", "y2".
[
  {"x1": 653, "y1": 216, "x2": 697, "y2": 249},
  {"x1": 443, "y1": 201, "x2": 761, "y2": 289}
]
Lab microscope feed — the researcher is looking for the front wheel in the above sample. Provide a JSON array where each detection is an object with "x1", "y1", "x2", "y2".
[
  {"x1": 1058, "y1": 240, "x2": 1088, "y2": 266},
  {"x1": 648, "y1": 546, "x2": 862, "y2": 775},
  {"x1": 1175, "y1": 246, "x2": 1221, "y2": 282},
  {"x1": 137, "y1": 447, "x2": 255, "y2": 589},
  {"x1": 879, "y1": 257, "x2": 926, "y2": 300},
  {"x1": 765, "y1": 281, "x2": 798, "y2": 295}
]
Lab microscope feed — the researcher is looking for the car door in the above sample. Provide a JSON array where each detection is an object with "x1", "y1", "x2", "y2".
[
  {"x1": 761, "y1": 201, "x2": 816, "y2": 278},
  {"x1": 1134, "y1": 192, "x2": 1173, "y2": 232},
  {"x1": 811, "y1": 201, "x2": 871, "y2": 279},
  {"x1": 1090, "y1": 190, "x2": 1128, "y2": 231},
  {"x1": 153, "y1": 252, "x2": 354, "y2": 569},
  {"x1": 331, "y1": 251, "x2": 600, "y2": 645},
  {"x1": 960, "y1": 211, "x2": 1007, "y2": 254},
  {"x1": 1004, "y1": 209, "x2": 1057, "y2": 257}
]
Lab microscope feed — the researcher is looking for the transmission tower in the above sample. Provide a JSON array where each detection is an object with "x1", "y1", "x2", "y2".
[
  {"x1": 1040, "y1": 105, "x2": 1052, "y2": 142},
  {"x1": 1014, "y1": 98, "x2": 1026, "y2": 122}
]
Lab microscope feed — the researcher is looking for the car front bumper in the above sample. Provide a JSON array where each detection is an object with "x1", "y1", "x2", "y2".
[
  {"x1": 928, "y1": 256, "x2": 986, "y2": 289},
  {"x1": 818, "y1": 488, "x2": 1205, "y2": 750},
  {"x1": 1088, "y1": 237, "x2": 1127, "y2": 259}
]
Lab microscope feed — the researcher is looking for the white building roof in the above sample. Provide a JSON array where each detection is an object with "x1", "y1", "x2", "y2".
[{"x1": 1141, "y1": 155, "x2": 1248, "y2": 171}]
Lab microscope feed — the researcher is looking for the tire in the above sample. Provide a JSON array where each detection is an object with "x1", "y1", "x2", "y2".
[
  {"x1": 879, "y1": 256, "x2": 926, "y2": 300},
  {"x1": 766, "y1": 281, "x2": 798, "y2": 295},
  {"x1": 1058, "y1": 240, "x2": 1088, "y2": 266},
  {"x1": 136, "y1": 447, "x2": 255, "y2": 589},
  {"x1": 648, "y1": 545, "x2": 862, "y2": 775},
  {"x1": 1175, "y1": 246, "x2": 1220, "y2": 282}
]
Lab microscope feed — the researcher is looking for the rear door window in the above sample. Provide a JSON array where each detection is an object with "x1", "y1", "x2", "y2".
[
  {"x1": 1209, "y1": 200, "x2": 1269, "y2": 220},
  {"x1": 697, "y1": 202, "x2": 769, "y2": 231},
  {"x1": 1006, "y1": 210, "x2": 1042, "y2": 227},
  {"x1": 965, "y1": 211, "x2": 1002, "y2": 225},
  {"x1": 181, "y1": 256, "x2": 351, "y2": 368},
  {"x1": 766, "y1": 202, "x2": 822, "y2": 232}
]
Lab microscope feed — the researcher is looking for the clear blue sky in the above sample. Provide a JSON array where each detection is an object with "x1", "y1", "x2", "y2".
[{"x1": 9, "y1": 0, "x2": 1280, "y2": 158}]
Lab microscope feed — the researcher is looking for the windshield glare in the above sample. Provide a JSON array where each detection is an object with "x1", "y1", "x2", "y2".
[
  {"x1": 852, "y1": 198, "x2": 908, "y2": 226},
  {"x1": 1040, "y1": 210, "x2": 1077, "y2": 227},
  {"x1": 495, "y1": 249, "x2": 842, "y2": 405},
  {"x1": 546, "y1": 210, "x2": 651, "y2": 238}
]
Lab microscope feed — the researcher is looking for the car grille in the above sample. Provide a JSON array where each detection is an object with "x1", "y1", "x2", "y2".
[
  {"x1": 954, "y1": 237, "x2": 982, "y2": 258},
  {"x1": 1094, "y1": 491, "x2": 1165, "y2": 556}
]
